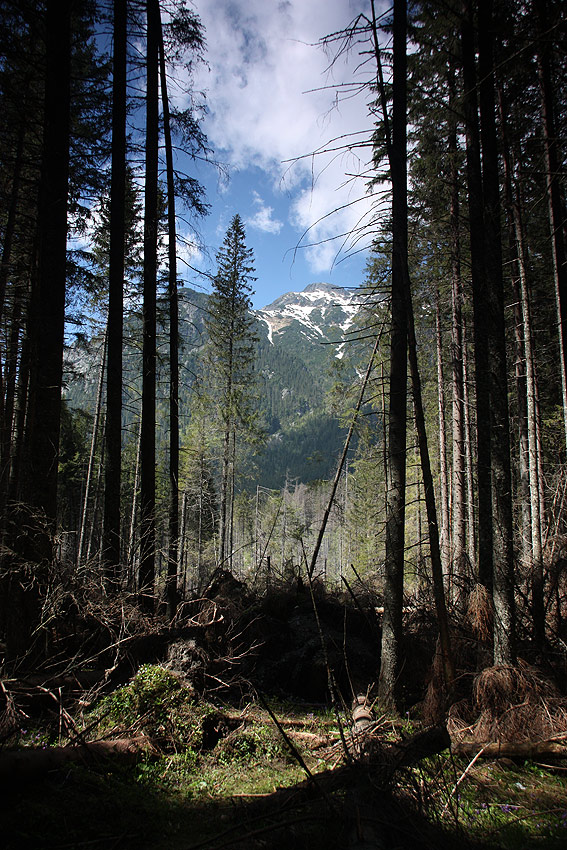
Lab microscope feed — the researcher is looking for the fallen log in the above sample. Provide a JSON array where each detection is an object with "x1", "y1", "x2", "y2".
[
  {"x1": 0, "y1": 736, "x2": 155, "y2": 787},
  {"x1": 451, "y1": 740, "x2": 567, "y2": 760}
]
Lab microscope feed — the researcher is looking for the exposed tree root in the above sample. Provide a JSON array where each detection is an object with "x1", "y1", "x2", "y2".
[{"x1": 448, "y1": 660, "x2": 567, "y2": 745}]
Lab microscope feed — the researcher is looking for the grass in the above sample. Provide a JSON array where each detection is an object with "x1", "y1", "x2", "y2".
[
  {"x1": 3, "y1": 666, "x2": 567, "y2": 849},
  {"x1": 452, "y1": 759, "x2": 567, "y2": 848}
]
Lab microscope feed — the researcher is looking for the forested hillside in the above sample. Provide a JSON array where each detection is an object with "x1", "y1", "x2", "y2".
[
  {"x1": 2, "y1": 1, "x2": 567, "y2": 847},
  {"x1": 66, "y1": 281, "x2": 358, "y2": 491}
]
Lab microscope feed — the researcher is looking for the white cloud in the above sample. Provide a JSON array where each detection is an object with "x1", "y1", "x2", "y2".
[
  {"x1": 246, "y1": 191, "x2": 283, "y2": 234},
  {"x1": 176, "y1": 230, "x2": 204, "y2": 281},
  {"x1": 189, "y1": 0, "x2": 379, "y2": 274}
]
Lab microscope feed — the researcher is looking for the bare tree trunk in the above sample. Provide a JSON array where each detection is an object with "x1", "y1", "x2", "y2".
[
  {"x1": 478, "y1": 0, "x2": 515, "y2": 665},
  {"x1": 78, "y1": 334, "x2": 107, "y2": 567},
  {"x1": 448, "y1": 61, "x2": 467, "y2": 598},
  {"x1": 219, "y1": 422, "x2": 231, "y2": 567},
  {"x1": 376, "y1": 0, "x2": 408, "y2": 709},
  {"x1": 534, "y1": 0, "x2": 567, "y2": 454},
  {"x1": 436, "y1": 293, "x2": 451, "y2": 574},
  {"x1": 157, "y1": 3, "x2": 180, "y2": 617},
  {"x1": 24, "y1": 0, "x2": 71, "y2": 528},
  {"x1": 5, "y1": 0, "x2": 71, "y2": 662},
  {"x1": 229, "y1": 431, "x2": 236, "y2": 572},
  {"x1": 462, "y1": 317, "x2": 477, "y2": 570},
  {"x1": 373, "y1": 0, "x2": 454, "y2": 705},
  {"x1": 86, "y1": 422, "x2": 106, "y2": 567},
  {"x1": 0, "y1": 284, "x2": 25, "y2": 506},
  {"x1": 500, "y1": 100, "x2": 545, "y2": 644},
  {"x1": 0, "y1": 120, "x2": 26, "y2": 510},
  {"x1": 127, "y1": 415, "x2": 143, "y2": 590},
  {"x1": 461, "y1": 0, "x2": 493, "y2": 593},
  {"x1": 103, "y1": 0, "x2": 127, "y2": 587},
  {"x1": 511, "y1": 267, "x2": 531, "y2": 565},
  {"x1": 139, "y1": 0, "x2": 159, "y2": 612}
]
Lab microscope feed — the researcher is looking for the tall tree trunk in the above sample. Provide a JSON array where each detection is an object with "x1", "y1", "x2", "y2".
[
  {"x1": 499, "y1": 84, "x2": 545, "y2": 645},
  {"x1": 0, "y1": 118, "x2": 26, "y2": 328},
  {"x1": 435, "y1": 293, "x2": 451, "y2": 574},
  {"x1": 0, "y1": 283, "x2": 25, "y2": 505},
  {"x1": 103, "y1": 0, "x2": 127, "y2": 587},
  {"x1": 6, "y1": 0, "x2": 71, "y2": 660},
  {"x1": 86, "y1": 422, "x2": 106, "y2": 566},
  {"x1": 157, "y1": 3, "x2": 180, "y2": 616},
  {"x1": 478, "y1": 0, "x2": 515, "y2": 665},
  {"x1": 78, "y1": 335, "x2": 107, "y2": 567},
  {"x1": 229, "y1": 431, "x2": 236, "y2": 571},
  {"x1": 24, "y1": 0, "x2": 71, "y2": 526},
  {"x1": 377, "y1": 0, "x2": 408, "y2": 709},
  {"x1": 139, "y1": 0, "x2": 159, "y2": 612},
  {"x1": 448, "y1": 61, "x2": 467, "y2": 600},
  {"x1": 510, "y1": 255, "x2": 531, "y2": 564},
  {"x1": 534, "y1": 0, "x2": 567, "y2": 454},
  {"x1": 219, "y1": 420, "x2": 231, "y2": 567},
  {"x1": 373, "y1": 0, "x2": 454, "y2": 705},
  {"x1": 0, "y1": 120, "x2": 27, "y2": 508},
  {"x1": 127, "y1": 415, "x2": 143, "y2": 588},
  {"x1": 461, "y1": 0, "x2": 493, "y2": 591},
  {"x1": 8, "y1": 318, "x2": 31, "y2": 505},
  {"x1": 462, "y1": 317, "x2": 477, "y2": 568}
]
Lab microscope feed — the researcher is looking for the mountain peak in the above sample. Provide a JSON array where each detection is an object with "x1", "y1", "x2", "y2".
[
  {"x1": 303, "y1": 281, "x2": 341, "y2": 293},
  {"x1": 259, "y1": 282, "x2": 352, "y2": 313},
  {"x1": 255, "y1": 281, "x2": 359, "y2": 348}
]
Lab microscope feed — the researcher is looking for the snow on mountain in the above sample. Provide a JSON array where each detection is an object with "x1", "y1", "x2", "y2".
[{"x1": 255, "y1": 282, "x2": 359, "y2": 352}]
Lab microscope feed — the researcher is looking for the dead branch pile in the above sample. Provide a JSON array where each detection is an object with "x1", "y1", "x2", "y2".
[{"x1": 448, "y1": 660, "x2": 567, "y2": 751}]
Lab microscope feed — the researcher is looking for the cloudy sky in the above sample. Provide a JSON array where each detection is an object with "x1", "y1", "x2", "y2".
[{"x1": 178, "y1": 0, "x2": 381, "y2": 308}]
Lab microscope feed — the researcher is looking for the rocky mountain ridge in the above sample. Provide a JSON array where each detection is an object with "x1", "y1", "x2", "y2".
[{"x1": 255, "y1": 281, "x2": 359, "y2": 355}]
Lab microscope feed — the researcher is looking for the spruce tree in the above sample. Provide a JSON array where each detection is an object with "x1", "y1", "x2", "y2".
[{"x1": 204, "y1": 214, "x2": 258, "y2": 570}]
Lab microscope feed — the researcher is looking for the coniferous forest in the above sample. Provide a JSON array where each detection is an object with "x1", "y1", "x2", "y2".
[{"x1": 2, "y1": 1, "x2": 567, "y2": 848}]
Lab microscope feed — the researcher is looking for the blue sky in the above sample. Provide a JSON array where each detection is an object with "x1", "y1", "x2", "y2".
[{"x1": 172, "y1": 0, "x2": 380, "y2": 309}]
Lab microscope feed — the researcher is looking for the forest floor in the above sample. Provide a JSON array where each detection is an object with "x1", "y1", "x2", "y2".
[
  {"x1": 2, "y1": 572, "x2": 567, "y2": 848},
  {"x1": 2, "y1": 666, "x2": 567, "y2": 850}
]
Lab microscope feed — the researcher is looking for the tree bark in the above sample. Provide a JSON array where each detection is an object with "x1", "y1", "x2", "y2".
[
  {"x1": 478, "y1": 0, "x2": 515, "y2": 665},
  {"x1": 377, "y1": 0, "x2": 408, "y2": 710},
  {"x1": 103, "y1": 0, "x2": 127, "y2": 587},
  {"x1": 448, "y1": 60, "x2": 467, "y2": 600},
  {"x1": 5, "y1": 0, "x2": 71, "y2": 662},
  {"x1": 462, "y1": 317, "x2": 477, "y2": 567},
  {"x1": 78, "y1": 334, "x2": 107, "y2": 567},
  {"x1": 499, "y1": 90, "x2": 545, "y2": 646},
  {"x1": 157, "y1": 3, "x2": 180, "y2": 617},
  {"x1": 24, "y1": 0, "x2": 71, "y2": 528},
  {"x1": 0, "y1": 737, "x2": 155, "y2": 786},
  {"x1": 435, "y1": 294, "x2": 451, "y2": 574},
  {"x1": 139, "y1": 0, "x2": 160, "y2": 611},
  {"x1": 461, "y1": 0, "x2": 493, "y2": 592},
  {"x1": 534, "y1": 0, "x2": 567, "y2": 454},
  {"x1": 452, "y1": 740, "x2": 567, "y2": 759},
  {"x1": 374, "y1": 0, "x2": 454, "y2": 706}
]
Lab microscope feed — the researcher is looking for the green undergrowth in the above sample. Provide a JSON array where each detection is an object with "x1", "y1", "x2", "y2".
[{"x1": 3, "y1": 665, "x2": 567, "y2": 849}]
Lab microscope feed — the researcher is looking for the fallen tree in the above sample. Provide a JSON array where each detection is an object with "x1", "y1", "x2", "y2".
[
  {"x1": 451, "y1": 738, "x2": 567, "y2": 759},
  {"x1": 0, "y1": 736, "x2": 155, "y2": 786}
]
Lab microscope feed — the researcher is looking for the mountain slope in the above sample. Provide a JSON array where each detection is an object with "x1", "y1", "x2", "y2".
[{"x1": 65, "y1": 282, "x2": 361, "y2": 490}]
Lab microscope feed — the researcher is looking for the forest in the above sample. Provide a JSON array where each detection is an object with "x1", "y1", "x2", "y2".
[{"x1": 2, "y1": 0, "x2": 567, "y2": 848}]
